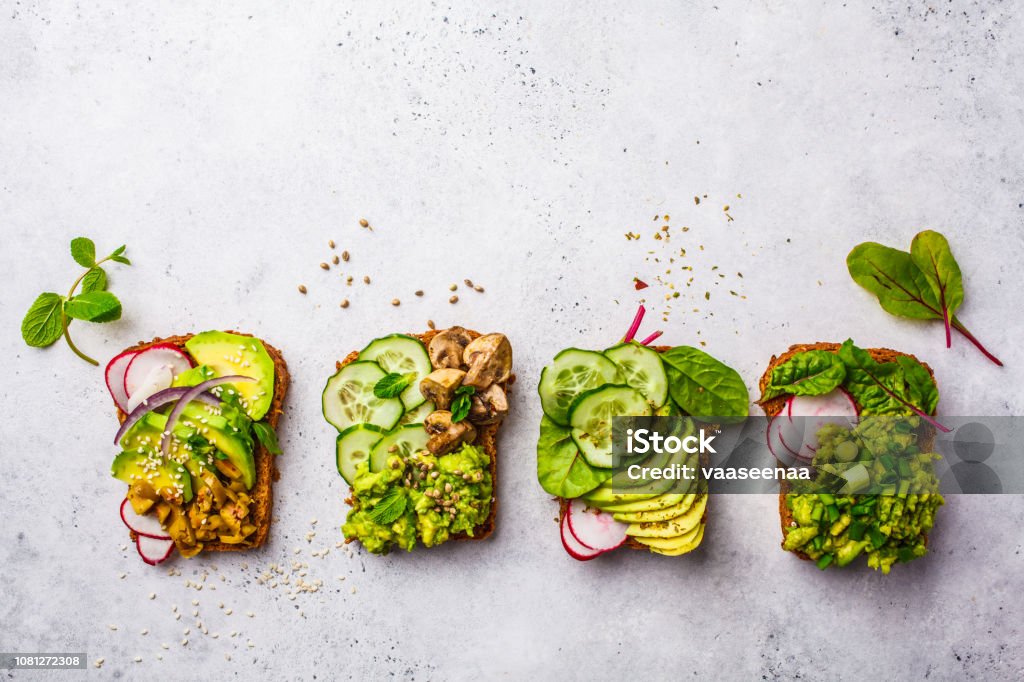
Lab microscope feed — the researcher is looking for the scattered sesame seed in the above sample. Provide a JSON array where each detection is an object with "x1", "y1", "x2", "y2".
[
  {"x1": 108, "y1": 624, "x2": 118, "y2": 631},
  {"x1": 94, "y1": 658, "x2": 104, "y2": 668},
  {"x1": 181, "y1": 638, "x2": 188, "y2": 646},
  {"x1": 191, "y1": 599, "x2": 199, "y2": 606},
  {"x1": 148, "y1": 592, "x2": 156, "y2": 600},
  {"x1": 141, "y1": 628, "x2": 149, "y2": 635},
  {"x1": 134, "y1": 656, "x2": 142, "y2": 663}
]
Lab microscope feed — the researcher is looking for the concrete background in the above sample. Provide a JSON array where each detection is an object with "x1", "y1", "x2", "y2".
[{"x1": 2, "y1": 1, "x2": 1023, "y2": 679}]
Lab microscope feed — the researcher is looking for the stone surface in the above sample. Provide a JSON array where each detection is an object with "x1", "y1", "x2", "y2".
[{"x1": 1, "y1": 1, "x2": 1022, "y2": 679}]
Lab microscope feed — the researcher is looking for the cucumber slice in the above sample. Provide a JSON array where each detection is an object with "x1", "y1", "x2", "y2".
[
  {"x1": 538, "y1": 348, "x2": 623, "y2": 426},
  {"x1": 399, "y1": 400, "x2": 435, "y2": 426},
  {"x1": 336, "y1": 424, "x2": 383, "y2": 485},
  {"x1": 568, "y1": 385, "x2": 652, "y2": 468},
  {"x1": 604, "y1": 342, "x2": 669, "y2": 408},
  {"x1": 369, "y1": 424, "x2": 430, "y2": 472},
  {"x1": 323, "y1": 361, "x2": 404, "y2": 432},
  {"x1": 359, "y1": 334, "x2": 432, "y2": 410}
]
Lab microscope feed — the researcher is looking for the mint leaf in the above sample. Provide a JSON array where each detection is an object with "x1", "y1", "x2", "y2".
[
  {"x1": 374, "y1": 372, "x2": 415, "y2": 399},
  {"x1": 252, "y1": 421, "x2": 283, "y2": 455},
  {"x1": 111, "y1": 244, "x2": 127, "y2": 257},
  {"x1": 21, "y1": 293, "x2": 64, "y2": 347},
  {"x1": 64, "y1": 291, "x2": 122, "y2": 323},
  {"x1": 110, "y1": 254, "x2": 131, "y2": 265},
  {"x1": 81, "y1": 267, "x2": 107, "y2": 293},
  {"x1": 366, "y1": 488, "x2": 408, "y2": 525},
  {"x1": 70, "y1": 237, "x2": 96, "y2": 267},
  {"x1": 450, "y1": 385, "x2": 475, "y2": 422}
]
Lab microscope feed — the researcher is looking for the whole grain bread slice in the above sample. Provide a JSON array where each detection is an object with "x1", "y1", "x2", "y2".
[
  {"x1": 556, "y1": 344, "x2": 710, "y2": 553},
  {"x1": 116, "y1": 331, "x2": 290, "y2": 553},
  {"x1": 756, "y1": 342, "x2": 936, "y2": 560},
  {"x1": 338, "y1": 328, "x2": 512, "y2": 543}
]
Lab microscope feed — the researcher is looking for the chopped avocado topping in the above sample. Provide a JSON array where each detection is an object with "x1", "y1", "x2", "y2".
[
  {"x1": 342, "y1": 443, "x2": 492, "y2": 554},
  {"x1": 784, "y1": 416, "x2": 944, "y2": 574},
  {"x1": 185, "y1": 331, "x2": 276, "y2": 421}
]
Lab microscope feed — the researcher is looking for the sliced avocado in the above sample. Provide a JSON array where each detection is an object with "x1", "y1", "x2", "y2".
[
  {"x1": 582, "y1": 484, "x2": 658, "y2": 508},
  {"x1": 612, "y1": 493, "x2": 698, "y2": 523},
  {"x1": 111, "y1": 450, "x2": 193, "y2": 503},
  {"x1": 625, "y1": 494, "x2": 707, "y2": 538},
  {"x1": 185, "y1": 331, "x2": 276, "y2": 421},
  {"x1": 177, "y1": 402, "x2": 256, "y2": 490},
  {"x1": 595, "y1": 492, "x2": 686, "y2": 513},
  {"x1": 638, "y1": 523, "x2": 705, "y2": 556}
]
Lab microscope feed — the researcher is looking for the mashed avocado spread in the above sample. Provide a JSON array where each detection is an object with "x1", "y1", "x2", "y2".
[
  {"x1": 343, "y1": 443, "x2": 493, "y2": 554},
  {"x1": 784, "y1": 417, "x2": 944, "y2": 574}
]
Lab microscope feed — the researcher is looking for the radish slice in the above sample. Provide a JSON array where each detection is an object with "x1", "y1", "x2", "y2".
[
  {"x1": 560, "y1": 513, "x2": 602, "y2": 561},
  {"x1": 787, "y1": 389, "x2": 859, "y2": 419},
  {"x1": 766, "y1": 416, "x2": 796, "y2": 466},
  {"x1": 136, "y1": 535, "x2": 175, "y2": 565},
  {"x1": 105, "y1": 350, "x2": 138, "y2": 412},
  {"x1": 124, "y1": 345, "x2": 193, "y2": 398},
  {"x1": 125, "y1": 364, "x2": 174, "y2": 412},
  {"x1": 566, "y1": 498, "x2": 628, "y2": 552},
  {"x1": 785, "y1": 391, "x2": 859, "y2": 460},
  {"x1": 120, "y1": 498, "x2": 170, "y2": 540}
]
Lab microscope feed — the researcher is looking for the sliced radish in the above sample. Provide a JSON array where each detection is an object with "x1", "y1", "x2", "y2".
[
  {"x1": 566, "y1": 498, "x2": 628, "y2": 552},
  {"x1": 787, "y1": 389, "x2": 859, "y2": 419},
  {"x1": 785, "y1": 391, "x2": 859, "y2": 460},
  {"x1": 120, "y1": 498, "x2": 170, "y2": 540},
  {"x1": 125, "y1": 364, "x2": 174, "y2": 412},
  {"x1": 560, "y1": 513, "x2": 602, "y2": 561},
  {"x1": 124, "y1": 345, "x2": 193, "y2": 398},
  {"x1": 136, "y1": 535, "x2": 175, "y2": 565},
  {"x1": 766, "y1": 416, "x2": 796, "y2": 466},
  {"x1": 105, "y1": 350, "x2": 138, "y2": 412}
]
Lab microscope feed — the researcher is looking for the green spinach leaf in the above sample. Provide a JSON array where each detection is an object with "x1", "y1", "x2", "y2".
[
  {"x1": 536, "y1": 416, "x2": 611, "y2": 498},
  {"x1": 910, "y1": 230, "x2": 963, "y2": 347},
  {"x1": 763, "y1": 349, "x2": 846, "y2": 399},
  {"x1": 660, "y1": 346, "x2": 749, "y2": 420}
]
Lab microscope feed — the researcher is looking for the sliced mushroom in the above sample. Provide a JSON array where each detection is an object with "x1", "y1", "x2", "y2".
[
  {"x1": 423, "y1": 410, "x2": 477, "y2": 455},
  {"x1": 468, "y1": 383, "x2": 509, "y2": 425},
  {"x1": 428, "y1": 326, "x2": 474, "y2": 370},
  {"x1": 419, "y1": 368, "x2": 466, "y2": 410},
  {"x1": 462, "y1": 333, "x2": 513, "y2": 389}
]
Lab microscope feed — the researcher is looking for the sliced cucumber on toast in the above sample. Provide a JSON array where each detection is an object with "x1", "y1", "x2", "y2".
[
  {"x1": 359, "y1": 334, "x2": 431, "y2": 410},
  {"x1": 603, "y1": 342, "x2": 668, "y2": 408},
  {"x1": 323, "y1": 361, "x2": 404, "y2": 432},
  {"x1": 538, "y1": 348, "x2": 623, "y2": 426},
  {"x1": 336, "y1": 424, "x2": 384, "y2": 485},
  {"x1": 568, "y1": 384, "x2": 651, "y2": 468},
  {"x1": 369, "y1": 424, "x2": 430, "y2": 472}
]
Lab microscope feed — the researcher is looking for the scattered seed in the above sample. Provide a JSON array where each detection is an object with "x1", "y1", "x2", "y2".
[
  {"x1": 320, "y1": 262, "x2": 329, "y2": 270},
  {"x1": 464, "y1": 278, "x2": 474, "y2": 287},
  {"x1": 94, "y1": 658, "x2": 104, "y2": 668},
  {"x1": 148, "y1": 592, "x2": 156, "y2": 600},
  {"x1": 332, "y1": 255, "x2": 339, "y2": 265},
  {"x1": 141, "y1": 628, "x2": 149, "y2": 635},
  {"x1": 328, "y1": 239, "x2": 336, "y2": 249},
  {"x1": 449, "y1": 295, "x2": 459, "y2": 304},
  {"x1": 298, "y1": 285, "x2": 307, "y2": 294},
  {"x1": 363, "y1": 276, "x2": 371, "y2": 284},
  {"x1": 340, "y1": 299, "x2": 349, "y2": 308},
  {"x1": 391, "y1": 298, "x2": 400, "y2": 306},
  {"x1": 346, "y1": 275, "x2": 353, "y2": 285},
  {"x1": 415, "y1": 290, "x2": 424, "y2": 296},
  {"x1": 359, "y1": 218, "x2": 369, "y2": 227},
  {"x1": 342, "y1": 250, "x2": 350, "y2": 262},
  {"x1": 449, "y1": 283, "x2": 457, "y2": 291},
  {"x1": 474, "y1": 285, "x2": 484, "y2": 293},
  {"x1": 427, "y1": 319, "x2": 436, "y2": 329},
  {"x1": 134, "y1": 656, "x2": 142, "y2": 663}
]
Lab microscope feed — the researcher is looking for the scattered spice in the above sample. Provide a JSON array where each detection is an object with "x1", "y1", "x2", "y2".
[
  {"x1": 415, "y1": 290, "x2": 424, "y2": 297},
  {"x1": 298, "y1": 285, "x2": 307, "y2": 294},
  {"x1": 328, "y1": 240, "x2": 336, "y2": 249},
  {"x1": 427, "y1": 319, "x2": 436, "y2": 329},
  {"x1": 340, "y1": 299, "x2": 349, "y2": 309},
  {"x1": 363, "y1": 276, "x2": 370, "y2": 284},
  {"x1": 358, "y1": 218, "x2": 369, "y2": 227},
  {"x1": 633, "y1": 278, "x2": 649, "y2": 290},
  {"x1": 449, "y1": 295, "x2": 459, "y2": 304},
  {"x1": 346, "y1": 275, "x2": 353, "y2": 285},
  {"x1": 449, "y1": 283, "x2": 457, "y2": 291},
  {"x1": 319, "y1": 262, "x2": 329, "y2": 270},
  {"x1": 464, "y1": 278, "x2": 474, "y2": 288},
  {"x1": 391, "y1": 298, "x2": 400, "y2": 306},
  {"x1": 473, "y1": 285, "x2": 484, "y2": 293},
  {"x1": 331, "y1": 255, "x2": 339, "y2": 265},
  {"x1": 342, "y1": 250, "x2": 350, "y2": 262}
]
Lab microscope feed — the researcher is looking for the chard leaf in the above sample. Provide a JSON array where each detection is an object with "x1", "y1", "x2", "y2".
[
  {"x1": 763, "y1": 349, "x2": 846, "y2": 400},
  {"x1": 910, "y1": 230, "x2": 963, "y2": 347}
]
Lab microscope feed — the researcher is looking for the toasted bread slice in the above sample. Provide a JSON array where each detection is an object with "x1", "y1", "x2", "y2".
[
  {"x1": 556, "y1": 344, "x2": 710, "y2": 553},
  {"x1": 756, "y1": 342, "x2": 936, "y2": 560},
  {"x1": 116, "y1": 331, "x2": 290, "y2": 553},
  {"x1": 338, "y1": 328, "x2": 513, "y2": 543}
]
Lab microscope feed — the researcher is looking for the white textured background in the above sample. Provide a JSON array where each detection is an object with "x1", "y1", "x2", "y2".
[{"x1": 2, "y1": 1, "x2": 1023, "y2": 679}]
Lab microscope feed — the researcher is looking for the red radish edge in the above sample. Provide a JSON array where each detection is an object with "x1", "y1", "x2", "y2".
[
  {"x1": 560, "y1": 513, "x2": 601, "y2": 560},
  {"x1": 120, "y1": 498, "x2": 170, "y2": 540},
  {"x1": 566, "y1": 498, "x2": 628, "y2": 552},
  {"x1": 124, "y1": 344, "x2": 193, "y2": 398},
  {"x1": 105, "y1": 350, "x2": 138, "y2": 412},
  {"x1": 136, "y1": 535, "x2": 175, "y2": 566}
]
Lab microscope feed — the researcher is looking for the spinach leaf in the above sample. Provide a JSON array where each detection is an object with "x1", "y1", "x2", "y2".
[
  {"x1": 660, "y1": 346, "x2": 749, "y2": 420},
  {"x1": 763, "y1": 349, "x2": 846, "y2": 399},
  {"x1": 910, "y1": 230, "x2": 963, "y2": 347},
  {"x1": 837, "y1": 340, "x2": 948, "y2": 431},
  {"x1": 536, "y1": 416, "x2": 611, "y2": 498}
]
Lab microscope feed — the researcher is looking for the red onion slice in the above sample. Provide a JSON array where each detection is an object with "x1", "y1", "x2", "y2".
[
  {"x1": 114, "y1": 387, "x2": 220, "y2": 446},
  {"x1": 160, "y1": 376, "x2": 256, "y2": 457}
]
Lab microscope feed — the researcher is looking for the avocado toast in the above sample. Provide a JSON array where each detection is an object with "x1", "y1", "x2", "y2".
[
  {"x1": 107, "y1": 331, "x2": 289, "y2": 564},
  {"x1": 325, "y1": 327, "x2": 513, "y2": 554},
  {"x1": 758, "y1": 340, "x2": 944, "y2": 573},
  {"x1": 536, "y1": 305, "x2": 748, "y2": 559}
]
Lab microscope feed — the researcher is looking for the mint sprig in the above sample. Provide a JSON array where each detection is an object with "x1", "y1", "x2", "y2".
[
  {"x1": 450, "y1": 385, "x2": 476, "y2": 422},
  {"x1": 20, "y1": 238, "x2": 131, "y2": 365},
  {"x1": 373, "y1": 372, "x2": 416, "y2": 399},
  {"x1": 366, "y1": 488, "x2": 408, "y2": 525}
]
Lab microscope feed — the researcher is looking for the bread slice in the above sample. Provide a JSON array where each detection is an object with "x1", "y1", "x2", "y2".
[
  {"x1": 338, "y1": 328, "x2": 513, "y2": 543},
  {"x1": 756, "y1": 342, "x2": 936, "y2": 560},
  {"x1": 115, "y1": 331, "x2": 290, "y2": 553},
  {"x1": 556, "y1": 344, "x2": 710, "y2": 553}
]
